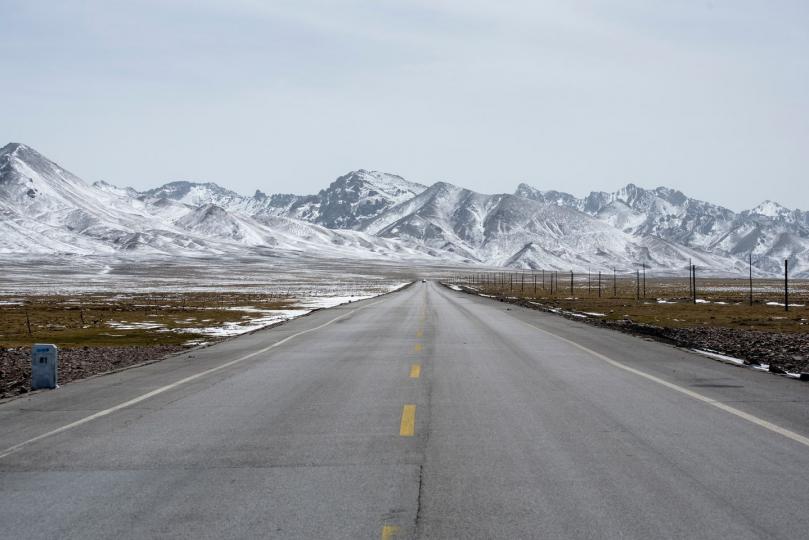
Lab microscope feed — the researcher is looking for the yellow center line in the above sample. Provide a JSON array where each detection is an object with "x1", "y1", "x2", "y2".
[
  {"x1": 409, "y1": 363, "x2": 421, "y2": 378},
  {"x1": 400, "y1": 404, "x2": 416, "y2": 436},
  {"x1": 381, "y1": 525, "x2": 400, "y2": 540},
  {"x1": 414, "y1": 343, "x2": 422, "y2": 353}
]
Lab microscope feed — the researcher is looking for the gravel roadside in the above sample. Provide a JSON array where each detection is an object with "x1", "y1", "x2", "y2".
[
  {"x1": 451, "y1": 285, "x2": 809, "y2": 375},
  {"x1": 1, "y1": 345, "x2": 185, "y2": 399}
]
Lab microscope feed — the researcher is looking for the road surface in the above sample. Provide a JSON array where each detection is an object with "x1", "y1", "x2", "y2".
[{"x1": 1, "y1": 281, "x2": 809, "y2": 539}]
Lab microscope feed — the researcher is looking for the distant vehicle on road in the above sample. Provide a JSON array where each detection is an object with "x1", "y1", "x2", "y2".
[{"x1": 421, "y1": 279, "x2": 427, "y2": 283}]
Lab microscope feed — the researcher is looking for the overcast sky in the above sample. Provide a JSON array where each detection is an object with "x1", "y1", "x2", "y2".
[{"x1": 1, "y1": 1, "x2": 807, "y2": 210}]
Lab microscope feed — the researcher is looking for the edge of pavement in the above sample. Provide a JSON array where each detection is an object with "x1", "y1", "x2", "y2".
[
  {"x1": 440, "y1": 281, "x2": 809, "y2": 384},
  {"x1": 0, "y1": 281, "x2": 416, "y2": 406}
]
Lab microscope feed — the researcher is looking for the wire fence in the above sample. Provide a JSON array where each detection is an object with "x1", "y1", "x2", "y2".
[{"x1": 447, "y1": 263, "x2": 808, "y2": 312}]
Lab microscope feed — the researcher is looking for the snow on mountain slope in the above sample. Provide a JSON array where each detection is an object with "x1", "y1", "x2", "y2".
[
  {"x1": 252, "y1": 214, "x2": 444, "y2": 259},
  {"x1": 362, "y1": 181, "x2": 727, "y2": 271},
  {"x1": 247, "y1": 169, "x2": 428, "y2": 229},
  {"x1": 516, "y1": 182, "x2": 736, "y2": 244},
  {"x1": 0, "y1": 143, "x2": 444, "y2": 263},
  {"x1": 514, "y1": 181, "x2": 809, "y2": 275},
  {"x1": 749, "y1": 200, "x2": 792, "y2": 219},
  {"x1": 514, "y1": 183, "x2": 582, "y2": 210},
  {"x1": 92, "y1": 180, "x2": 140, "y2": 199},
  {"x1": 141, "y1": 181, "x2": 244, "y2": 209},
  {"x1": 1, "y1": 143, "x2": 141, "y2": 229},
  {"x1": 176, "y1": 204, "x2": 270, "y2": 245},
  {"x1": 312, "y1": 170, "x2": 427, "y2": 229},
  {"x1": 137, "y1": 169, "x2": 427, "y2": 231},
  {"x1": 2, "y1": 142, "x2": 807, "y2": 275},
  {"x1": 0, "y1": 143, "x2": 151, "y2": 253}
]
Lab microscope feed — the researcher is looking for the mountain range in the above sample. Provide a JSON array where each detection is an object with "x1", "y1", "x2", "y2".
[{"x1": 1, "y1": 142, "x2": 807, "y2": 276}]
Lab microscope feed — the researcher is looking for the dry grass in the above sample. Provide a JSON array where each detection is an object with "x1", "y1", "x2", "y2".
[
  {"x1": 0, "y1": 292, "x2": 300, "y2": 348},
  {"x1": 469, "y1": 277, "x2": 809, "y2": 333}
]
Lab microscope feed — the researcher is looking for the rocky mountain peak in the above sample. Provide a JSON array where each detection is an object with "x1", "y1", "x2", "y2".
[
  {"x1": 749, "y1": 200, "x2": 791, "y2": 218},
  {"x1": 2, "y1": 142, "x2": 808, "y2": 275}
]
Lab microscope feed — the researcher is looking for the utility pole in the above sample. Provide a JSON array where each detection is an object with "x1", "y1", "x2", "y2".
[
  {"x1": 749, "y1": 253, "x2": 753, "y2": 307},
  {"x1": 692, "y1": 265, "x2": 697, "y2": 304},
  {"x1": 642, "y1": 263, "x2": 646, "y2": 299},
  {"x1": 636, "y1": 270, "x2": 640, "y2": 301},
  {"x1": 570, "y1": 270, "x2": 574, "y2": 297},
  {"x1": 613, "y1": 268, "x2": 617, "y2": 298},
  {"x1": 785, "y1": 259, "x2": 789, "y2": 312}
]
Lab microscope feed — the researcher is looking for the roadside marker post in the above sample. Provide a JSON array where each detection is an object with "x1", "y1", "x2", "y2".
[{"x1": 31, "y1": 344, "x2": 58, "y2": 390}]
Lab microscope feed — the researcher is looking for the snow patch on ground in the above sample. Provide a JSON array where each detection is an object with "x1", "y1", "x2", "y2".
[
  {"x1": 184, "y1": 282, "x2": 411, "y2": 341},
  {"x1": 691, "y1": 349, "x2": 776, "y2": 373},
  {"x1": 107, "y1": 321, "x2": 166, "y2": 330},
  {"x1": 180, "y1": 309, "x2": 306, "y2": 338},
  {"x1": 691, "y1": 349, "x2": 747, "y2": 366}
]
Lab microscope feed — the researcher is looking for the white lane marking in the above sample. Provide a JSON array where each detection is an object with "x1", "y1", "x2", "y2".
[
  {"x1": 0, "y1": 299, "x2": 385, "y2": 460},
  {"x1": 514, "y1": 318, "x2": 809, "y2": 449}
]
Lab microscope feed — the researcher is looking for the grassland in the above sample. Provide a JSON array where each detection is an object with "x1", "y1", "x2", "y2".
[
  {"x1": 0, "y1": 292, "x2": 302, "y2": 348},
  {"x1": 0, "y1": 292, "x2": 309, "y2": 398}
]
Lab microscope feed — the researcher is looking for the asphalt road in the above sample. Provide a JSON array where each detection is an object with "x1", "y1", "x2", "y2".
[{"x1": 2, "y1": 281, "x2": 809, "y2": 539}]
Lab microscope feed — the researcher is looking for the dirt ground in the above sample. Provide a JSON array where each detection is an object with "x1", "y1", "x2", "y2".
[
  {"x1": 0, "y1": 292, "x2": 301, "y2": 399},
  {"x1": 1, "y1": 345, "x2": 184, "y2": 399},
  {"x1": 0, "y1": 292, "x2": 299, "y2": 348}
]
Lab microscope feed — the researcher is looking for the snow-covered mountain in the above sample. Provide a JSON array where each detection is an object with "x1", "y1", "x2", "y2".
[
  {"x1": 2, "y1": 142, "x2": 807, "y2": 276},
  {"x1": 515, "y1": 182, "x2": 736, "y2": 244},
  {"x1": 515, "y1": 182, "x2": 809, "y2": 275},
  {"x1": 361, "y1": 181, "x2": 740, "y2": 272},
  {"x1": 0, "y1": 143, "x2": 445, "y2": 262},
  {"x1": 141, "y1": 181, "x2": 245, "y2": 209},
  {"x1": 142, "y1": 170, "x2": 427, "y2": 230}
]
